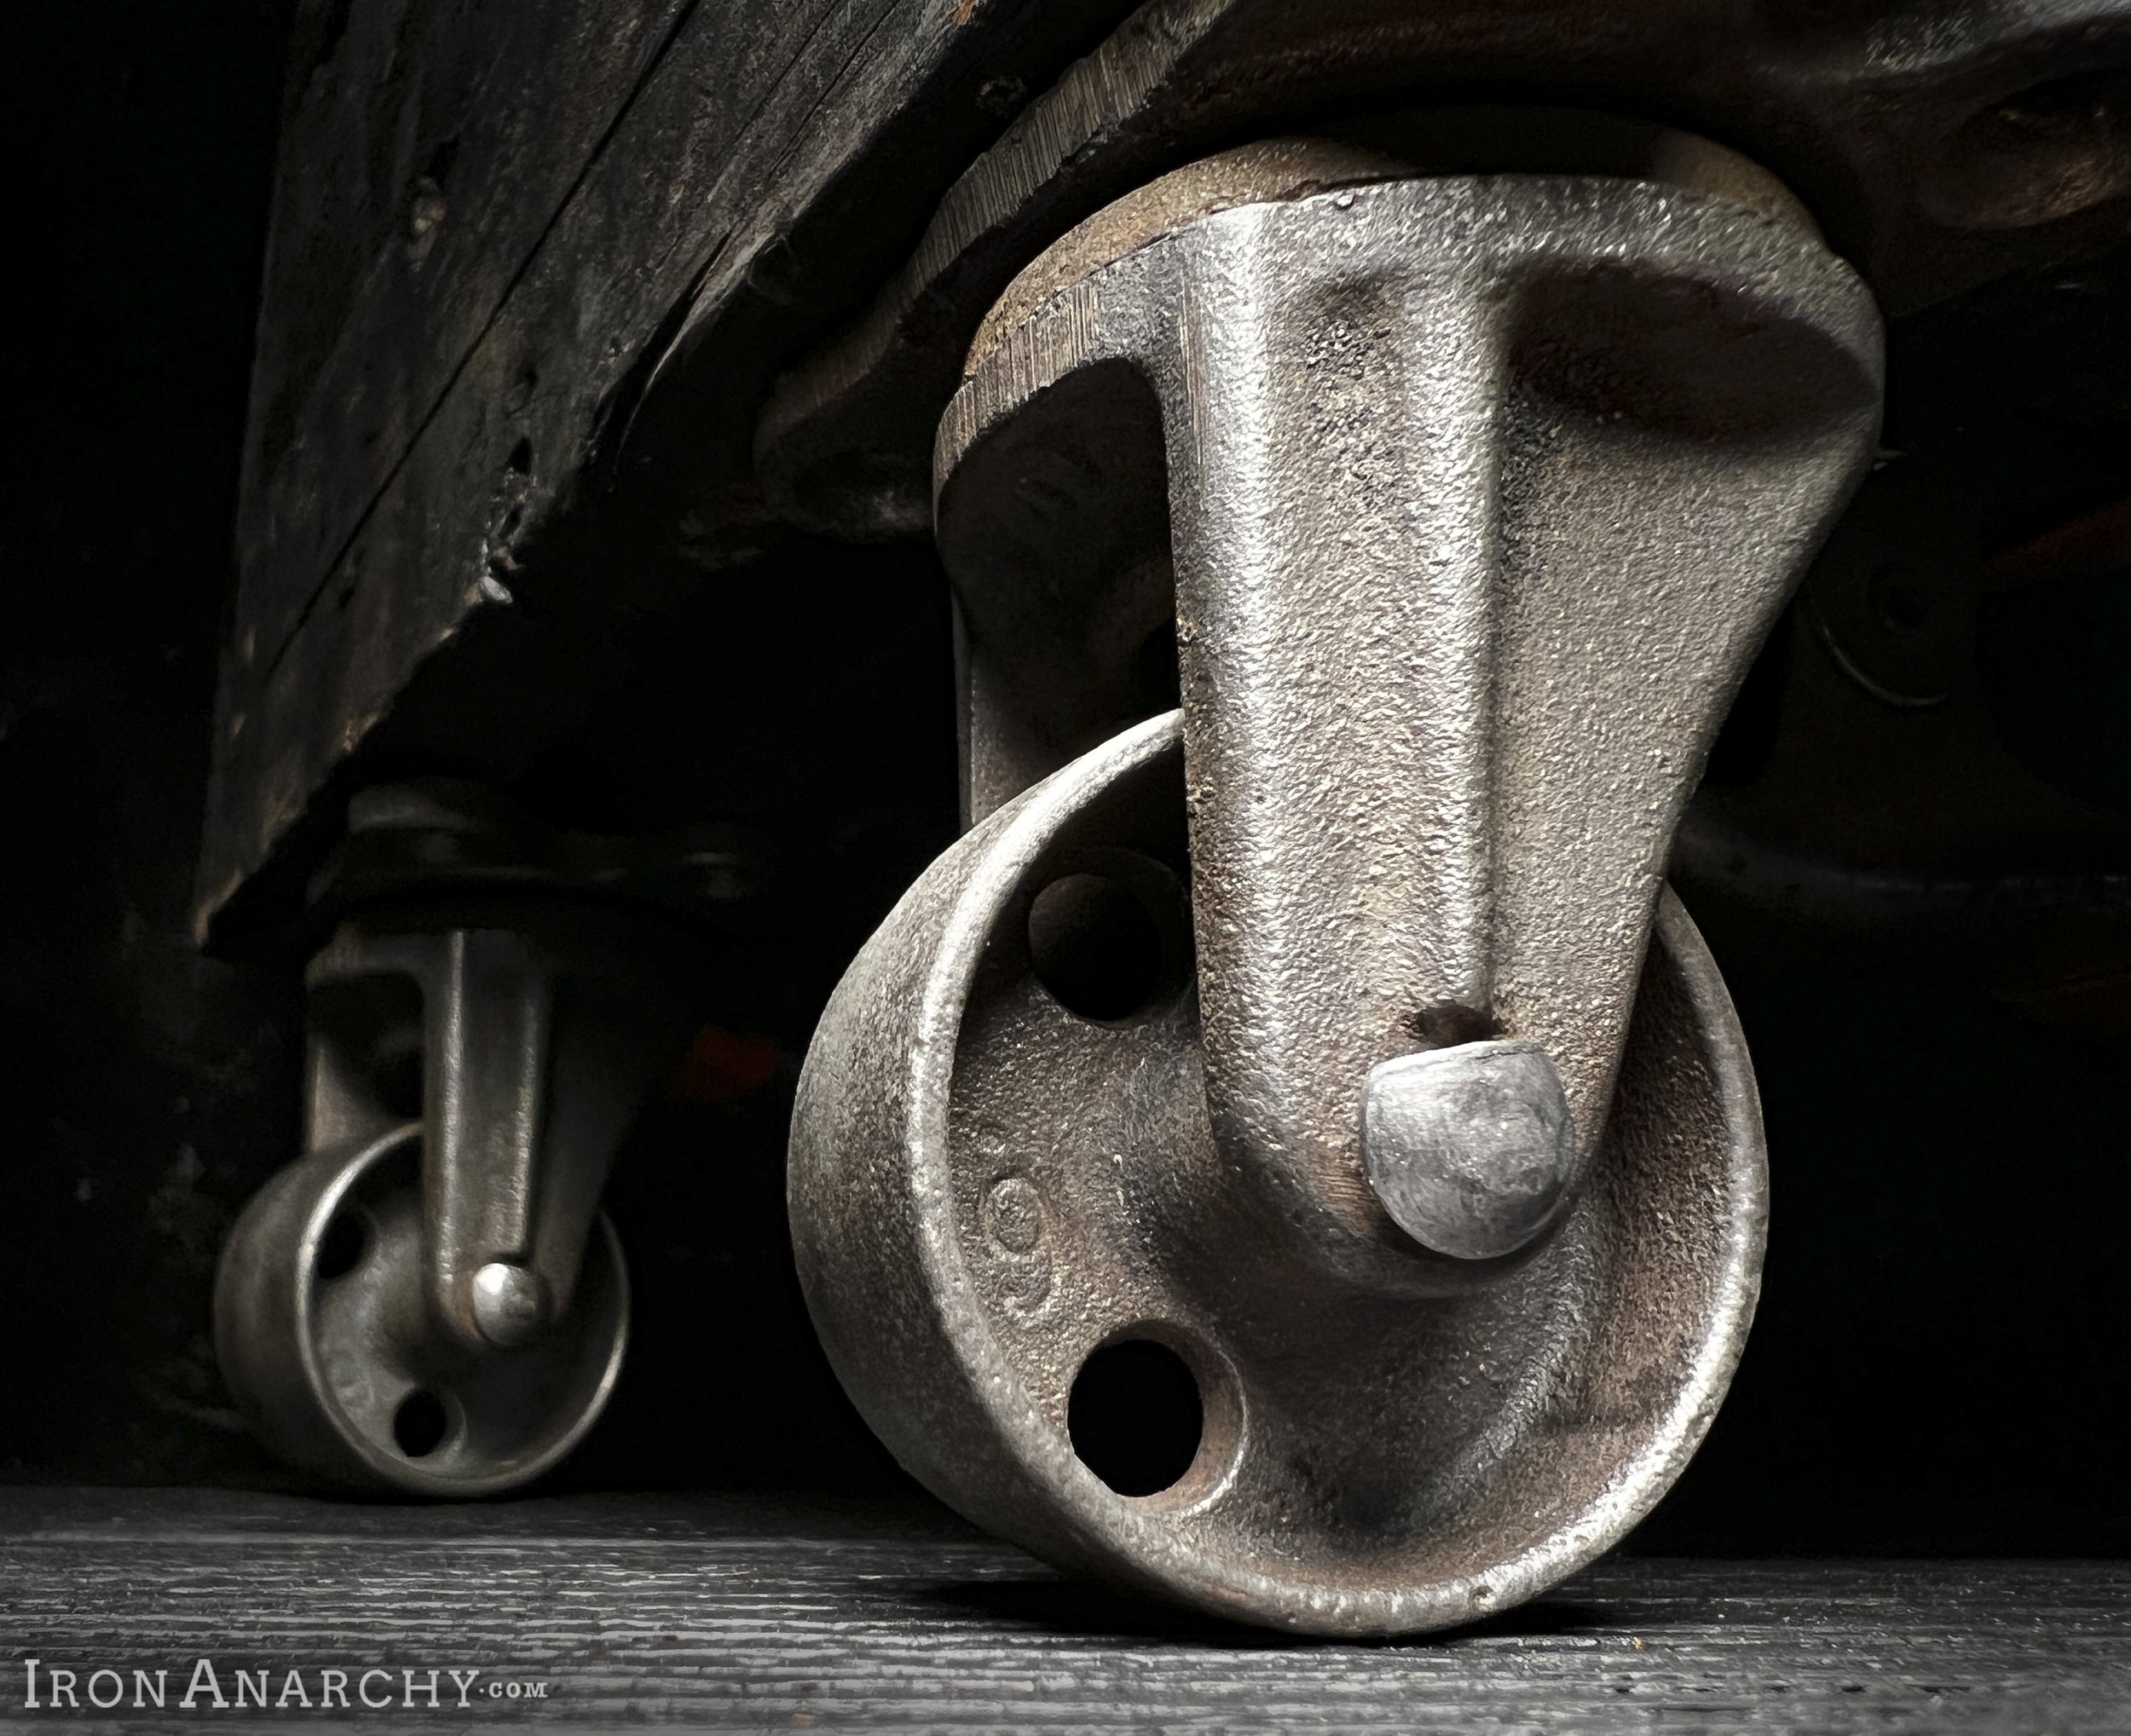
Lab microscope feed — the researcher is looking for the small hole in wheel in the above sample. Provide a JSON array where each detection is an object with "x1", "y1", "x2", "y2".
[
  {"x1": 1028, "y1": 874, "x2": 1164, "y2": 1021},
  {"x1": 1069, "y1": 1338, "x2": 1204, "y2": 1497},
  {"x1": 314, "y1": 1211, "x2": 367, "y2": 1282},
  {"x1": 392, "y1": 1391, "x2": 450, "y2": 1458}
]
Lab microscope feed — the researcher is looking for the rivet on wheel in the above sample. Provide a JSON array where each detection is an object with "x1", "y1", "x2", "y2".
[
  {"x1": 1361, "y1": 1040, "x2": 1578, "y2": 1261},
  {"x1": 471, "y1": 1260, "x2": 552, "y2": 1347}
]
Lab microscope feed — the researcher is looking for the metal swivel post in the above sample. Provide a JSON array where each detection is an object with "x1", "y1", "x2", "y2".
[{"x1": 790, "y1": 133, "x2": 1883, "y2": 1632}]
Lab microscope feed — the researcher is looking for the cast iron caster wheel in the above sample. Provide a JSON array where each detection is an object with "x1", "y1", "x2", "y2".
[
  {"x1": 214, "y1": 1126, "x2": 628, "y2": 1496},
  {"x1": 790, "y1": 713, "x2": 1768, "y2": 1635}
]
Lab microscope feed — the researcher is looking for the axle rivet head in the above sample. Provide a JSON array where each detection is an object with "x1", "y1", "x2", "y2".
[
  {"x1": 471, "y1": 1260, "x2": 552, "y2": 1347},
  {"x1": 1362, "y1": 1039, "x2": 1578, "y2": 1260}
]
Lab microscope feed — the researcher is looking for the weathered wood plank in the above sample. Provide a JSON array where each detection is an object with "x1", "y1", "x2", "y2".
[
  {"x1": 3, "y1": 1491, "x2": 2127, "y2": 1732},
  {"x1": 199, "y1": 0, "x2": 1131, "y2": 944},
  {"x1": 236, "y1": 0, "x2": 693, "y2": 677}
]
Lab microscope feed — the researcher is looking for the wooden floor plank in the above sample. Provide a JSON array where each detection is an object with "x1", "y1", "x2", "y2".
[{"x1": 2, "y1": 1491, "x2": 2124, "y2": 1731}]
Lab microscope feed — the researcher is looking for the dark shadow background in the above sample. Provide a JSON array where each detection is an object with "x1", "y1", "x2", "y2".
[{"x1": 1, "y1": 2, "x2": 2125, "y2": 1554}]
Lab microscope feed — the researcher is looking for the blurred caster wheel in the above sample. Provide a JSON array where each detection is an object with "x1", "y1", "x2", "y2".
[{"x1": 213, "y1": 1126, "x2": 628, "y2": 1496}]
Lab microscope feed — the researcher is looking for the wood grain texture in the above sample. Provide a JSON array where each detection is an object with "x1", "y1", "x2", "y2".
[
  {"x1": 2, "y1": 1491, "x2": 2125, "y2": 1731},
  {"x1": 236, "y1": 0, "x2": 693, "y2": 677},
  {"x1": 199, "y1": 0, "x2": 1132, "y2": 946}
]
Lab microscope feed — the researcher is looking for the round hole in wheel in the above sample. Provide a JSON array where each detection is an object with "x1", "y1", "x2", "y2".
[
  {"x1": 313, "y1": 1209, "x2": 368, "y2": 1282},
  {"x1": 1069, "y1": 1338, "x2": 1204, "y2": 1497},
  {"x1": 391, "y1": 1390, "x2": 450, "y2": 1458},
  {"x1": 1028, "y1": 873, "x2": 1164, "y2": 1020}
]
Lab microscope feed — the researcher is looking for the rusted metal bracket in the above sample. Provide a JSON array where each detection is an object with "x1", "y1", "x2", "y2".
[
  {"x1": 790, "y1": 138, "x2": 1882, "y2": 1632},
  {"x1": 759, "y1": 2, "x2": 2131, "y2": 540}
]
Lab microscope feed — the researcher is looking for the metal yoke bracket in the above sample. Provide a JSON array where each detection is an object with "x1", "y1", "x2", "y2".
[
  {"x1": 936, "y1": 136, "x2": 1884, "y2": 1281},
  {"x1": 307, "y1": 916, "x2": 690, "y2": 1355}
]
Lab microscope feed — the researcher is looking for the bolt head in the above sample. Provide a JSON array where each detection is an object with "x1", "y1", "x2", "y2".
[
  {"x1": 470, "y1": 1261, "x2": 552, "y2": 1348},
  {"x1": 1361, "y1": 1039, "x2": 1578, "y2": 1260}
]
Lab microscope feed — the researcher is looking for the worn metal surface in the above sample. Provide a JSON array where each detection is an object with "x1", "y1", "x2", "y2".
[
  {"x1": 213, "y1": 787, "x2": 743, "y2": 1495},
  {"x1": 309, "y1": 779, "x2": 765, "y2": 931},
  {"x1": 3, "y1": 1491, "x2": 2129, "y2": 1733},
  {"x1": 761, "y1": 0, "x2": 2131, "y2": 539},
  {"x1": 791, "y1": 150, "x2": 1882, "y2": 1632},
  {"x1": 791, "y1": 714, "x2": 1768, "y2": 1634},
  {"x1": 939, "y1": 149, "x2": 1879, "y2": 1270}
]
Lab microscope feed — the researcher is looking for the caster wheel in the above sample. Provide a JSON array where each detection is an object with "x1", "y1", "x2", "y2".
[
  {"x1": 214, "y1": 1126, "x2": 628, "y2": 1496},
  {"x1": 790, "y1": 714, "x2": 1767, "y2": 1635}
]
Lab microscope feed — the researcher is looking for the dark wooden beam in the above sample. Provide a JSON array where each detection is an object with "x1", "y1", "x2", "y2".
[{"x1": 200, "y1": 0, "x2": 1132, "y2": 948}]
